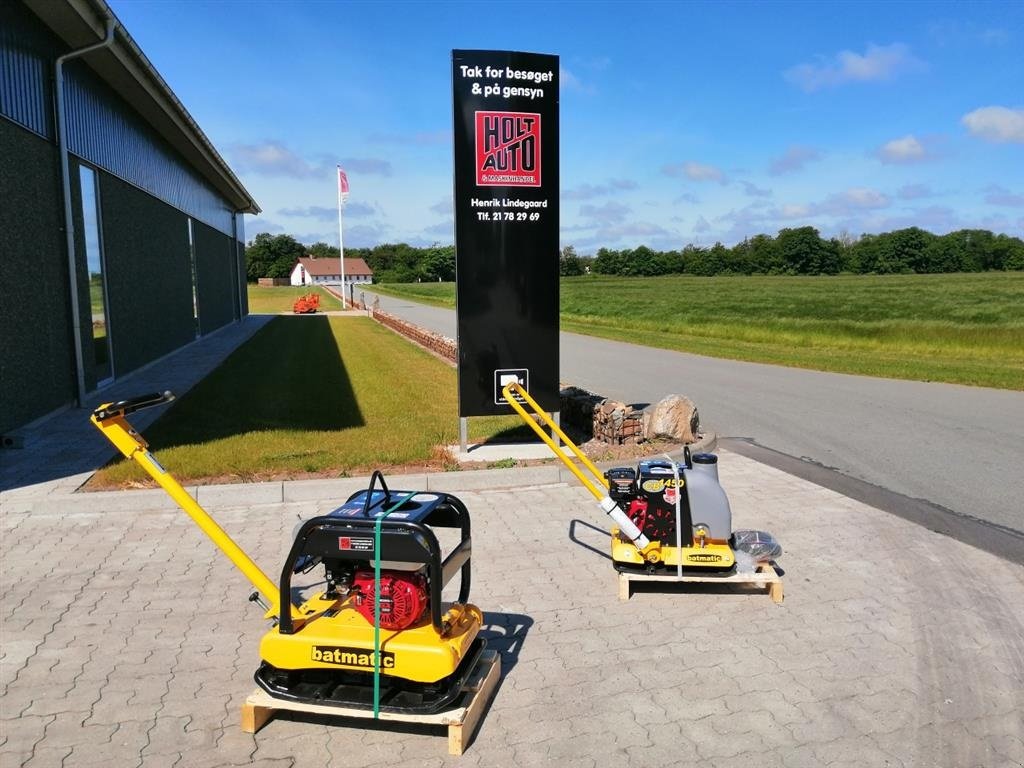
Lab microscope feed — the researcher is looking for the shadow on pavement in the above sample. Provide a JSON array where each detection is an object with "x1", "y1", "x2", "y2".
[{"x1": 568, "y1": 519, "x2": 613, "y2": 562}]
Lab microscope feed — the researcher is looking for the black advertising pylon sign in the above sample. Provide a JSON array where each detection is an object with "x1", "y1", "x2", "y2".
[{"x1": 452, "y1": 50, "x2": 560, "y2": 417}]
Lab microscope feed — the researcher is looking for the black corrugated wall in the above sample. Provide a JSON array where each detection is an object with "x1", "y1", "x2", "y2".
[
  {"x1": 99, "y1": 173, "x2": 194, "y2": 377},
  {"x1": 237, "y1": 241, "x2": 249, "y2": 315},
  {"x1": 0, "y1": 118, "x2": 74, "y2": 435},
  {"x1": 1, "y1": 0, "x2": 250, "y2": 434},
  {"x1": 193, "y1": 219, "x2": 237, "y2": 335}
]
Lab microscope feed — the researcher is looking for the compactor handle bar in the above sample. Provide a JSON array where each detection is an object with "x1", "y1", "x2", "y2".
[
  {"x1": 501, "y1": 381, "x2": 652, "y2": 551},
  {"x1": 92, "y1": 391, "x2": 175, "y2": 421},
  {"x1": 90, "y1": 391, "x2": 291, "y2": 620}
]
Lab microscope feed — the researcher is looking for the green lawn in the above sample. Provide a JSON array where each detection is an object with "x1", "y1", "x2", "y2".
[
  {"x1": 371, "y1": 273, "x2": 1024, "y2": 390},
  {"x1": 370, "y1": 282, "x2": 455, "y2": 308},
  {"x1": 246, "y1": 284, "x2": 343, "y2": 313},
  {"x1": 91, "y1": 316, "x2": 533, "y2": 487}
]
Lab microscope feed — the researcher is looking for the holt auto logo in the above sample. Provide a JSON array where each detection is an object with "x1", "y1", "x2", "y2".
[{"x1": 475, "y1": 111, "x2": 541, "y2": 186}]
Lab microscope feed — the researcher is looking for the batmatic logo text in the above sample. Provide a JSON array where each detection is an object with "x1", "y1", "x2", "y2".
[
  {"x1": 475, "y1": 111, "x2": 541, "y2": 187},
  {"x1": 311, "y1": 645, "x2": 396, "y2": 669}
]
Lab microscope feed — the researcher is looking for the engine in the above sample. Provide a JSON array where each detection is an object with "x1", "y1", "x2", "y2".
[
  {"x1": 352, "y1": 569, "x2": 428, "y2": 631},
  {"x1": 605, "y1": 455, "x2": 733, "y2": 545}
]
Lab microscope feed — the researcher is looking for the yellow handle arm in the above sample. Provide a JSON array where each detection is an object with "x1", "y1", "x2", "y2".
[
  {"x1": 91, "y1": 411, "x2": 291, "y2": 619},
  {"x1": 501, "y1": 381, "x2": 609, "y2": 501},
  {"x1": 501, "y1": 381, "x2": 654, "y2": 553}
]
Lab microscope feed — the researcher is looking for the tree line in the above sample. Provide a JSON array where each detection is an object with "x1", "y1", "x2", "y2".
[
  {"x1": 244, "y1": 234, "x2": 456, "y2": 283},
  {"x1": 575, "y1": 227, "x2": 1024, "y2": 277},
  {"x1": 245, "y1": 226, "x2": 1024, "y2": 283}
]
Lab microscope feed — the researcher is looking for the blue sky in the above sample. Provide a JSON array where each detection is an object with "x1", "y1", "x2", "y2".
[{"x1": 109, "y1": 0, "x2": 1024, "y2": 252}]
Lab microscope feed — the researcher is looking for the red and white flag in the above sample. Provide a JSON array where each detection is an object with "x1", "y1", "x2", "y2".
[{"x1": 337, "y1": 166, "x2": 350, "y2": 205}]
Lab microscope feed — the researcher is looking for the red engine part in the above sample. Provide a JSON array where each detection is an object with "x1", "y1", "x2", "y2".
[
  {"x1": 352, "y1": 570, "x2": 428, "y2": 630},
  {"x1": 627, "y1": 498, "x2": 677, "y2": 541}
]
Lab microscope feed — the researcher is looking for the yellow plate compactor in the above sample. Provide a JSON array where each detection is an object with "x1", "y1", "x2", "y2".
[
  {"x1": 502, "y1": 381, "x2": 777, "y2": 574},
  {"x1": 92, "y1": 392, "x2": 484, "y2": 715}
]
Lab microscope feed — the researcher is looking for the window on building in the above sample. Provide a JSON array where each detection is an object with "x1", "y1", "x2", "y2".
[
  {"x1": 79, "y1": 165, "x2": 112, "y2": 386},
  {"x1": 187, "y1": 218, "x2": 199, "y2": 337}
]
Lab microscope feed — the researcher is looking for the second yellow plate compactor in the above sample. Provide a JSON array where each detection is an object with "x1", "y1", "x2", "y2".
[{"x1": 501, "y1": 380, "x2": 780, "y2": 574}]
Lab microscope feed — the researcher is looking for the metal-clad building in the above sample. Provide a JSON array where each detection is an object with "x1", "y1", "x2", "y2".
[{"x1": 0, "y1": 0, "x2": 259, "y2": 438}]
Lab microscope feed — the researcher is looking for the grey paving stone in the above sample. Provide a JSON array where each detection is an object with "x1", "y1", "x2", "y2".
[{"x1": 2, "y1": 452, "x2": 1023, "y2": 768}]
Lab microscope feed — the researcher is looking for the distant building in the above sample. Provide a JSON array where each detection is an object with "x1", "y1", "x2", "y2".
[
  {"x1": 290, "y1": 256, "x2": 374, "y2": 287},
  {"x1": 0, "y1": 0, "x2": 260, "y2": 438}
]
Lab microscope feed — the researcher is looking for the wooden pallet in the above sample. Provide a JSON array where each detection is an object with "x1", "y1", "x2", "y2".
[
  {"x1": 241, "y1": 650, "x2": 500, "y2": 755},
  {"x1": 617, "y1": 562, "x2": 783, "y2": 604}
]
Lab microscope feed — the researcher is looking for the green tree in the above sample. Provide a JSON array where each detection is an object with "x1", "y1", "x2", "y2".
[
  {"x1": 245, "y1": 233, "x2": 306, "y2": 280},
  {"x1": 747, "y1": 233, "x2": 783, "y2": 274},
  {"x1": 777, "y1": 227, "x2": 830, "y2": 274},
  {"x1": 560, "y1": 245, "x2": 584, "y2": 276},
  {"x1": 307, "y1": 241, "x2": 340, "y2": 259},
  {"x1": 889, "y1": 227, "x2": 937, "y2": 273},
  {"x1": 630, "y1": 245, "x2": 660, "y2": 276},
  {"x1": 593, "y1": 247, "x2": 623, "y2": 274},
  {"x1": 420, "y1": 244, "x2": 456, "y2": 281},
  {"x1": 681, "y1": 244, "x2": 712, "y2": 275}
]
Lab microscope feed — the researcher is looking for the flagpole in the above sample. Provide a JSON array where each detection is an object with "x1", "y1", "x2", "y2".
[{"x1": 337, "y1": 165, "x2": 346, "y2": 309}]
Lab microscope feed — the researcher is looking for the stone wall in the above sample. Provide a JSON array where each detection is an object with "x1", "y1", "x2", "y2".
[
  {"x1": 560, "y1": 386, "x2": 645, "y2": 445},
  {"x1": 257, "y1": 278, "x2": 289, "y2": 286},
  {"x1": 371, "y1": 309, "x2": 457, "y2": 363}
]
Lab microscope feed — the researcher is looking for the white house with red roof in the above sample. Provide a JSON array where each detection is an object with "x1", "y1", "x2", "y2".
[{"x1": 290, "y1": 255, "x2": 373, "y2": 287}]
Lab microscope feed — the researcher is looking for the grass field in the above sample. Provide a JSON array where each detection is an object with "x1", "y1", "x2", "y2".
[
  {"x1": 370, "y1": 282, "x2": 455, "y2": 308},
  {"x1": 91, "y1": 316, "x2": 531, "y2": 487},
  {"x1": 246, "y1": 284, "x2": 343, "y2": 314},
  {"x1": 370, "y1": 273, "x2": 1024, "y2": 390}
]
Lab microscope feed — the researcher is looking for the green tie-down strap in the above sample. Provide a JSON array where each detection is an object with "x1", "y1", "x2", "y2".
[{"x1": 373, "y1": 492, "x2": 415, "y2": 718}]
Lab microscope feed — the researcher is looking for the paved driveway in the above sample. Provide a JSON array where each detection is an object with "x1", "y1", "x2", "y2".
[{"x1": 2, "y1": 455, "x2": 1021, "y2": 767}]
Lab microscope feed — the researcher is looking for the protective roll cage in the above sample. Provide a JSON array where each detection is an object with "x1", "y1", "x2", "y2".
[{"x1": 279, "y1": 471, "x2": 473, "y2": 635}]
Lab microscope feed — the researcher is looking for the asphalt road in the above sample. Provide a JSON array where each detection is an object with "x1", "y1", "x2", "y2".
[{"x1": 361, "y1": 288, "x2": 1024, "y2": 536}]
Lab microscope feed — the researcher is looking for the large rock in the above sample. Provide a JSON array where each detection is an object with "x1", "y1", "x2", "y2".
[{"x1": 647, "y1": 394, "x2": 700, "y2": 442}]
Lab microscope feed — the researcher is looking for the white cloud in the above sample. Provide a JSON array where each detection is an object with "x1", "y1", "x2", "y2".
[
  {"x1": 345, "y1": 223, "x2": 390, "y2": 248},
  {"x1": 228, "y1": 141, "x2": 392, "y2": 179},
  {"x1": 769, "y1": 146, "x2": 822, "y2": 176},
  {"x1": 897, "y1": 184, "x2": 934, "y2": 200},
  {"x1": 961, "y1": 106, "x2": 1024, "y2": 144},
  {"x1": 771, "y1": 188, "x2": 891, "y2": 221},
  {"x1": 778, "y1": 204, "x2": 810, "y2": 219},
  {"x1": 579, "y1": 201, "x2": 631, "y2": 223},
  {"x1": 430, "y1": 199, "x2": 453, "y2": 215},
  {"x1": 229, "y1": 141, "x2": 327, "y2": 178},
  {"x1": 279, "y1": 205, "x2": 335, "y2": 220},
  {"x1": 570, "y1": 221, "x2": 677, "y2": 250},
  {"x1": 979, "y1": 28, "x2": 1010, "y2": 46},
  {"x1": 560, "y1": 67, "x2": 595, "y2": 94},
  {"x1": 875, "y1": 135, "x2": 934, "y2": 164},
  {"x1": 663, "y1": 161, "x2": 726, "y2": 183},
  {"x1": 563, "y1": 179, "x2": 638, "y2": 200},
  {"x1": 424, "y1": 219, "x2": 455, "y2": 236},
  {"x1": 694, "y1": 216, "x2": 711, "y2": 233},
  {"x1": 740, "y1": 181, "x2": 772, "y2": 198},
  {"x1": 340, "y1": 158, "x2": 393, "y2": 176},
  {"x1": 928, "y1": 20, "x2": 1010, "y2": 47},
  {"x1": 714, "y1": 203, "x2": 774, "y2": 242},
  {"x1": 279, "y1": 203, "x2": 376, "y2": 219},
  {"x1": 784, "y1": 43, "x2": 925, "y2": 92},
  {"x1": 368, "y1": 130, "x2": 450, "y2": 145},
  {"x1": 243, "y1": 217, "x2": 285, "y2": 237},
  {"x1": 985, "y1": 185, "x2": 1024, "y2": 207},
  {"x1": 820, "y1": 187, "x2": 891, "y2": 212}
]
